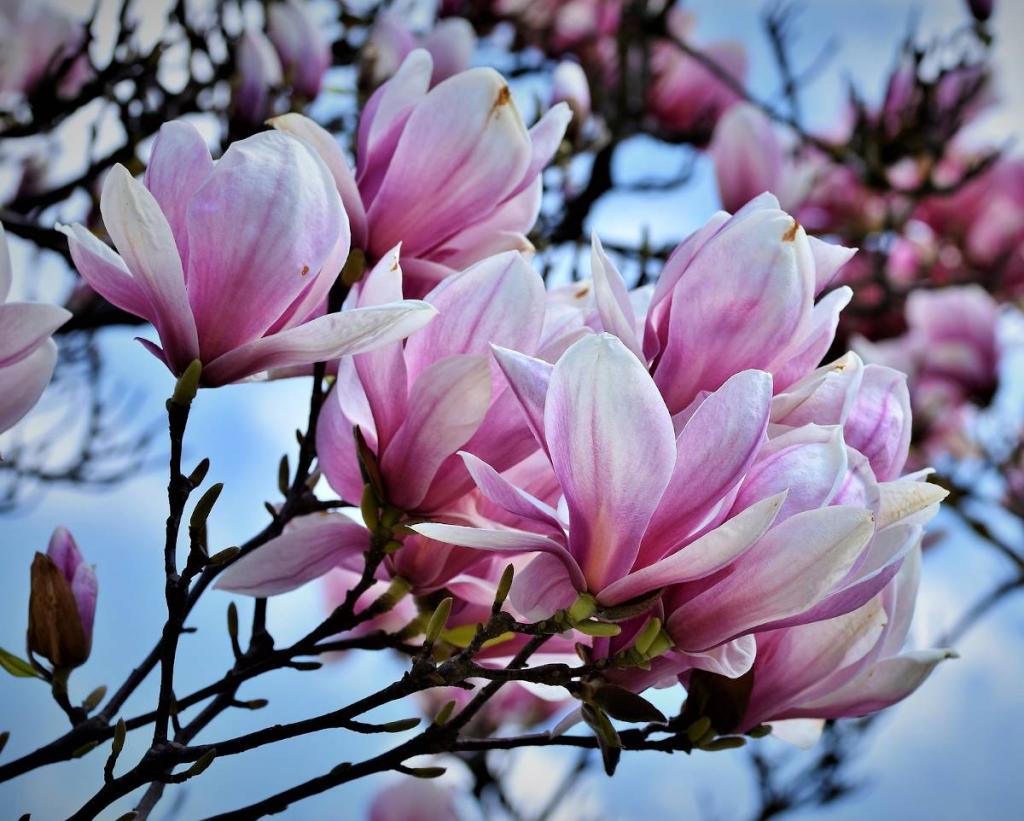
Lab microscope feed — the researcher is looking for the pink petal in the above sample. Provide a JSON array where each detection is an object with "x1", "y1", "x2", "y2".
[
  {"x1": 808, "y1": 235, "x2": 857, "y2": 295},
  {"x1": 365, "y1": 68, "x2": 532, "y2": 256},
  {"x1": 144, "y1": 121, "x2": 214, "y2": 270},
  {"x1": 185, "y1": 131, "x2": 346, "y2": 361},
  {"x1": 599, "y1": 492, "x2": 786, "y2": 606},
  {"x1": 101, "y1": 166, "x2": 199, "y2": 371},
  {"x1": 771, "y1": 286, "x2": 852, "y2": 391},
  {"x1": 590, "y1": 234, "x2": 643, "y2": 359},
  {"x1": 545, "y1": 334, "x2": 676, "y2": 591},
  {"x1": 510, "y1": 552, "x2": 579, "y2": 620},
  {"x1": 271, "y1": 113, "x2": 368, "y2": 248},
  {"x1": 381, "y1": 354, "x2": 492, "y2": 510},
  {"x1": 0, "y1": 339, "x2": 57, "y2": 433},
  {"x1": 771, "y1": 352, "x2": 864, "y2": 428},
  {"x1": 61, "y1": 224, "x2": 153, "y2": 321},
  {"x1": 202, "y1": 300, "x2": 435, "y2": 386},
  {"x1": 667, "y1": 505, "x2": 875, "y2": 652},
  {"x1": 459, "y1": 451, "x2": 563, "y2": 534},
  {"x1": 214, "y1": 513, "x2": 369, "y2": 596},
  {"x1": 641, "y1": 369, "x2": 771, "y2": 562},
  {"x1": 0, "y1": 302, "x2": 71, "y2": 367},
  {"x1": 490, "y1": 345, "x2": 553, "y2": 454},
  {"x1": 843, "y1": 364, "x2": 912, "y2": 481},
  {"x1": 403, "y1": 251, "x2": 545, "y2": 381}
]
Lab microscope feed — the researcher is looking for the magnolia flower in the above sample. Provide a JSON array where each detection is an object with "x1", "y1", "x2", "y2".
[
  {"x1": 0, "y1": 223, "x2": 70, "y2": 433},
  {"x1": 0, "y1": 0, "x2": 91, "y2": 103},
  {"x1": 413, "y1": 333, "x2": 940, "y2": 642},
  {"x1": 710, "y1": 103, "x2": 814, "y2": 213},
  {"x1": 369, "y1": 778, "x2": 459, "y2": 821},
  {"x1": 62, "y1": 121, "x2": 435, "y2": 386},
  {"x1": 272, "y1": 51, "x2": 570, "y2": 296},
  {"x1": 362, "y1": 13, "x2": 476, "y2": 89},
  {"x1": 233, "y1": 29, "x2": 283, "y2": 125},
  {"x1": 28, "y1": 527, "x2": 97, "y2": 671},
  {"x1": 267, "y1": 0, "x2": 331, "y2": 99},
  {"x1": 586, "y1": 193, "x2": 857, "y2": 414},
  {"x1": 737, "y1": 547, "x2": 953, "y2": 740},
  {"x1": 647, "y1": 10, "x2": 746, "y2": 137},
  {"x1": 216, "y1": 249, "x2": 577, "y2": 596},
  {"x1": 493, "y1": 0, "x2": 623, "y2": 54}
]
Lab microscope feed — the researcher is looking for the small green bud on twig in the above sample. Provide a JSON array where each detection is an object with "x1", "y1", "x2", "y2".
[
  {"x1": 567, "y1": 593, "x2": 597, "y2": 624},
  {"x1": 574, "y1": 620, "x2": 621, "y2": 637},
  {"x1": 189, "y1": 483, "x2": 224, "y2": 532},
  {"x1": 406, "y1": 766, "x2": 446, "y2": 779},
  {"x1": 360, "y1": 484, "x2": 380, "y2": 531},
  {"x1": 433, "y1": 699, "x2": 456, "y2": 726},
  {"x1": 425, "y1": 597, "x2": 453, "y2": 645},
  {"x1": 376, "y1": 717, "x2": 421, "y2": 733},
  {"x1": 208, "y1": 546, "x2": 240, "y2": 566},
  {"x1": 72, "y1": 740, "x2": 100, "y2": 759},
  {"x1": 187, "y1": 458, "x2": 210, "y2": 486},
  {"x1": 494, "y1": 564, "x2": 515, "y2": 608},
  {"x1": 171, "y1": 360, "x2": 202, "y2": 407},
  {"x1": 277, "y1": 455, "x2": 290, "y2": 496},
  {"x1": 82, "y1": 685, "x2": 107, "y2": 713}
]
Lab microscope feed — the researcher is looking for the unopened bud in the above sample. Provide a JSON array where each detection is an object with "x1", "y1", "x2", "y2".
[
  {"x1": 633, "y1": 617, "x2": 662, "y2": 656},
  {"x1": 28, "y1": 550, "x2": 93, "y2": 671},
  {"x1": 567, "y1": 593, "x2": 597, "y2": 624},
  {"x1": 425, "y1": 597, "x2": 453, "y2": 645},
  {"x1": 171, "y1": 360, "x2": 202, "y2": 407},
  {"x1": 574, "y1": 620, "x2": 621, "y2": 638},
  {"x1": 494, "y1": 564, "x2": 514, "y2": 607}
]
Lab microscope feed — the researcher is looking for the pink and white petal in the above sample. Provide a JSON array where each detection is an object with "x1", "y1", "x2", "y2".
[
  {"x1": 508, "y1": 102, "x2": 571, "y2": 199},
  {"x1": 381, "y1": 354, "x2": 492, "y2": 510},
  {"x1": 185, "y1": 132, "x2": 345, "y2": 360},
  {"x1": 808, "y1": 235, "x2": 857, "y2": 296},
  {"x1": 409, "y1": 522, "x2": 585, "y2": 589},
  {"x1": 590, "y1": 234, "x2": 643, "y2": 359},
  {"x1": 667, "y1": 505, "x2": 875, "y2": 652},
  {"x1": 599, "y1": 492, "x2": 786, "y2": 606},
  {"x1": 101, "y1": 166, "x2": 199, "y2": 370},
  {"x1": 202, "y1": 300, "x2": 435, "y2": 386},
  {"x1": 875, "y1": 479, "x2": 947, "y2": 529},
  {"x1": 0, "y1": 302, "x2": 71, "y2": 367},
  {"x1": 490, "y1": 345, "x2": 553, "y2": 454},
  {"x1": 61, "y1": 224, "x2": 153, "y2": 320},
  {"x1": 678, "y1": 635, "x2": 756, "y2": 679},
  {"x1": 770, "y1": 286, "x2": 853, "y2": 391},
  {"x1": 545, "y1": 334, "x2": 676, "y2": 591},
  {"x1": 641, "y1": 369, "x2": 771, "y2": 561},
  {"x1": 0, "y1": 338, "x2": 58, "y2": 433},
  {"x1": 270, "y1": 113, "x2": 368, "y2": 247},
  {"x1": 771, "y1": 352, "x2": 864, "y2": 428},
  {"x1": 315, "y1": 382, "x2": 367, "y2": 503},
  {"x1": 843, "y1": 364, "x2": 912, "y2": 481},
  {"x1": 357, "y1": 49, "x2": 432, "y2": 198},
  {"x1": 459, "y1": 451, "x2": 563, "y2": 534},
  {"x1": 214, "y1": 513, "x2": 369, "y2": 596},
  {"x1": 144, "y1": 121, "x2": 214, "y2": 268},
  {"x1": 365, "y1": 68, "x2": 532, "y2": 255},
  {"x1": 353, "y1": 246, "x2": 409, "y2": 451},
  {"x1": 732, "y1": 424, "x2": 848, "y2": 522},
  {"x1": 796, "y1": 649, "x2": 955, "y2": 719},
  {"x1": 403, "y1": 251, "x2": 545, "y2": 380},
  {"x1": 510, "y1": 552, "x2": 579, "y2": 620}
]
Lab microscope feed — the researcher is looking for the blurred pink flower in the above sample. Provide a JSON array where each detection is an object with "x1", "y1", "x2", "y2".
[
  {"x1": 0, "y1": 223, "x2": 69, "y2": 433},
  {"x1": 274, "y1": 53, "x2": 570, "y2": 296},
  {"x1": 0, "y1": 0, "x2": 91, "y2": 102},
  {"x1": 233, "y1": 29, "x2": 283, "y2": 125},
  {"x1": 363, "y1": 14, "x2": 476, "y2": 89},
  {"x1": 267, "y1": 0, "x2": 331, "y2": 99},
  {"x1": 63, "y1": 121, "x2": 435, "y2": 386}
]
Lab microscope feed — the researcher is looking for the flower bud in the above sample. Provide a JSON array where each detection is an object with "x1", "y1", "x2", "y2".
[
  {"x1": 27, "y1": 528, "x2": 97, "y2": 671},
  {"x1": 967, "y1": 0, "x2": 994, "y2": 22},
  {"x1": 267, "y1": 0, "x2": 331, "y2": 99},
  {"x1": 234, "y1": 29, "x2": 283, "y2": 125}
]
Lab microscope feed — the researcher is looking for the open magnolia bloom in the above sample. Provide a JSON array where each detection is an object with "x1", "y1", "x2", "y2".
[
  {"x1": 271, "y1": 49, "x2": 570, "y2": 296},
  {"x1": 61, "y1": 121, "x2": 436, "y2": 386},
  {"x1": 0, "y1": 223, "x2": 70, "y2": 433},
  {"x1": 216, "y1": 248, "x2": 581, "y2": 597}
]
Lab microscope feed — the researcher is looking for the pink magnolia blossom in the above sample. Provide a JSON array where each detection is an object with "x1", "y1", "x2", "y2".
[
  {"x1": 589, "y1": 193, "x2": 857, "y2": 414},
  {"x1": 0, "y1": 0, "x2": 91, "y2": 103},
  {"x1": 363, "y1": 14, "x2": 476, "y2": 89},
  {"x1": 369, "y1": 777, "x2": 459, "y2": 821},
  {"x1": 233, "y1": 29, "x2": 283, "y2": 125},
  {"x1": 492, "y1": 0, "x2": 623, "y2": 54},
  {"x1": 0, "y1": 223, "x2": 70, "y2": 433},
  {"x1": 266, "y1": 0, "x2": 331, "y2": 99},
  {"x1": 710, "y1": 103, "x2": 814, "y2": 213},
  {"x1": 62, "y1": 121, "x2": 435, "y2": 386},
  {"x1": 216, "y1": 249, "x2": 577, "y2": 597},
  {"x1": 272, "y1": 52, "x2": 570, "y2": 296},
  {"x1": 738, "y1": 546, "x2": 953, "y2": 737},
  {"x1": 45, "y1": 527, "x2": 98, "y2": 651},
  {"x1": 28, "y1": 526, "x2": 98, "y2": 670},
  {"x1": 412, "y1": 333, "x2": 939, "y2": 650},
  {"x1": 647, "y1": 12, "x2": 746, "y2": 137}
]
